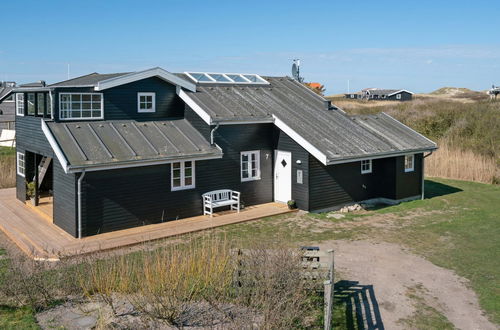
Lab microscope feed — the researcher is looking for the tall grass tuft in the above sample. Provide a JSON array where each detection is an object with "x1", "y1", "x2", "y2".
[
  {"x1": 426, "y1": 140, "x2": 499, "y2": 184},
  {"x1": 0, "y1": 154, "x2": 15, "y2": 189}
]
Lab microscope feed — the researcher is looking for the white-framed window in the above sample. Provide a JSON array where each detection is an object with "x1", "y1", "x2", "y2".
[
  {"x1": 16, "y1": 93, "x2": 24, "y2": 116},
  {"x1": 361, "y1": 159, "x2": 372, "y2": 174},
  {"x1": 350, "y1": 94, "x2": 355, "y2": 99},
  {"x1": 59, "y1": 93, "x2": 103, "y2": 120},
  {"x1": 137, "y1": 92, "x2": 156, "y2": 113},
  {"x1": 241, "y1": 150, "x2": 260, "y2": 182},
  {"x1": 37, "y1": 93, "x2": 45, "y2": 116},
  {"x1": 396, "y1": 94, "x2": 402, "y2": 100},
  {"x1": 404, "y1": 154, "x2": 414, "y2": 172},
  {"x1": 17, "y1": 152, "x2": 25, "y2": 177},
  {"x1": 4, "y1": 94, "x2": 14, "y2": 102},
  {"x1": 27, "y1": 93, "x2": 35, "y2": 115},
  {"x1": 171, "y1": 161, "x2": 195, "y2": 191}
]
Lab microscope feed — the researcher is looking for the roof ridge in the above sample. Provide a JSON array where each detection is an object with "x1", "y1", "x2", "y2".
[{"x1": 49, "y1": 72, "x2": 100, "y2": 86}]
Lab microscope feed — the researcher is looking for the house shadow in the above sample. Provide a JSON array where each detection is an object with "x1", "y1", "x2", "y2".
[
  {"x1": 424, "y1": 179, "x2": 462, "y2": 199},
  {"x1": 334, "y1": 280, "x2": 385, "y2": 330}
]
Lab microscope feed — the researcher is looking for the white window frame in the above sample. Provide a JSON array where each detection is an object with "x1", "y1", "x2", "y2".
[
  {"x1": 171, "y1": 161, "x2": 195, "y2": 191},
  {"x1": 137, "y1": 92, "x2": 156, "y2": 113},
  {"x1": 4, "y1": 94, "x2": 14, "y2": 102},
  {"x1": 404, "y1": 154, "x2": 415, "y2": 172},
  {"x1": 59, "y1": 93, "x2": 104, "y2": 120},
  {"x1": 16, "y1": 93, "x2": 24, "y2": 116},
  {"x1": 361, "y1": 159, "x2": 372, "y2": 174},
  {"x1": 396, "y1": 94, "x2": 402, "y2": 100},
  {"x1": 241, "y1": 150, "x2": 261, "y2": 182},
  {"x1": 16, "y1": 152, "x2": 25, "y2": 177}
]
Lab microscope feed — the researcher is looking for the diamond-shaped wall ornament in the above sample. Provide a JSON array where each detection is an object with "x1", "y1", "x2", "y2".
[{"x1": 281, "y1": 159, "x2": 287, "y2": 167}]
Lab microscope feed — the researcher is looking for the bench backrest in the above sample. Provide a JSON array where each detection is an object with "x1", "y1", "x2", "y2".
[{"x1": 202, "y1": 189, "x2": 232, "y2": 202}]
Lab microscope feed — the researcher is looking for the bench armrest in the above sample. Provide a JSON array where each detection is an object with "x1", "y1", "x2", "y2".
[
  {"x1": 231, "y1": 191, "x2": 240, "y2": 201},
  {"x1": 203, "y1": 195, "x2": 212, "y2": 203}
]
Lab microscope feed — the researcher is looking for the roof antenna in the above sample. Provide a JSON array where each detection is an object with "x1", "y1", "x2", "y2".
[{"x1": 292, "y1": 59, "x2": 303, "y2": 83}]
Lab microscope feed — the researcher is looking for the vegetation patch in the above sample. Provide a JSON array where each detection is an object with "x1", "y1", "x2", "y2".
[{"x1": 397, "y1": 285, "x2": 454, "y2": 330}]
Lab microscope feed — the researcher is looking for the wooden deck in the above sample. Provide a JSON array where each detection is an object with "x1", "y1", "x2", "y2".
[
  {"x1": 0, "y1": 188, "x2": 294, "y2": 260},
  {"x1": 25, "y1": 196, "x2": 53, "y2": 223}
]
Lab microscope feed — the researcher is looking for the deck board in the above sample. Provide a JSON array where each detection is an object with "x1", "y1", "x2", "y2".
[{"x1": 0, "y1": 188, "x2": 294, "y2": 260}]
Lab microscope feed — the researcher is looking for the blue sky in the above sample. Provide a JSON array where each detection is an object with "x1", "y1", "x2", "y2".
[{"x1": 1, "y1": 0, "x2": 499, "y2": 94}]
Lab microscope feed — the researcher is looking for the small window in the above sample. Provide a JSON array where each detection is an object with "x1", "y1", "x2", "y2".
[
  {"x1": 171, "y1": 161, "x2": 195, "y2": 191},
  {"x1": 350, "y1": 94, "x2": 355, "y2": 99},
  {"x1": 396, "y1": 94, "x2": 402, "y2": 100},
  {"x1": 361, "y1": 159, "x2": 372, "y2": 174},
  {"x1": 241, "y1": 150, "x2": 260, "y2": 182},
  {"x1": 404, "y1": 154, "x2": 414, "y2": 172},
  {"x1": 27, "y1": 93, "x2": 35, "y2": 115},
  {"x1": 137, "y1": 92, "x2": 156, "y2": 113},
  {"x1": 17, "y1": 152, "x2": 25, "y2": 177},
  {"x1": 4, "y1": 94, "x2": 14, "y2": 102},
  {"x1": 46, "y1": 93, "x2": 52, "y2": 116},
  {"x1": 16, "y1": 93, "x2": 24, "y2": 116},
  {"x1": 37, "y1": 93, "x2": 45, "y2": 116}
]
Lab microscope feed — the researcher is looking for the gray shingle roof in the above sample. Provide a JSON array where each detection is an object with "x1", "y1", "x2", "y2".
[
  {"x1": 49, "y1": 72, "x2": 131, "y2": 87},
  {"x1": 46, "y1": 119, "x2": 222, "y2": 170},
  {"x1": 182, "y1": 77, "x2": 435, "y2": 163},
  {"x1": 350, "y1": 113, "x2": 436, "y2": 154}
]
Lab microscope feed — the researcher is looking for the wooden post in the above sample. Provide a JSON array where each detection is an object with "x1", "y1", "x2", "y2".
[
  {"x1": 324, "y1": 249, "x2": 335, "y2": 330},
  {"x1": 324, "y1": 280, "x2": 333, "y2": 330},
  {"x1": 34, "y1": 155, "x2": 39, "y2": 206}
]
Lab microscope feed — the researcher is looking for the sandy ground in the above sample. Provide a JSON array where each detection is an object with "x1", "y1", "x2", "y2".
[{"x1": 321, "y1": 240, "x2": 497, "y2": 330}]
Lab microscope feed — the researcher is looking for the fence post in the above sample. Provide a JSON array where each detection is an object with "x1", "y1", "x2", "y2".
[
  {"x1": 324, "y1": 249, "x2": 335, "y2": 330},
  {"x1": 324, "y1": 280, "x2": 333, "y2": 330}
]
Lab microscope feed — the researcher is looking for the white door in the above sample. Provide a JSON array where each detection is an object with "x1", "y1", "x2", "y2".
[{"x1": 274, "y1": 150, "x2": 292, "y2": 203}]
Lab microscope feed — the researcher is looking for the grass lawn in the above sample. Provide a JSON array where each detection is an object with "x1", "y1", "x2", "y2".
[
  {"x1": 0, "y1": 146, "x2": 15, "y2": 157},
  {"x1": 0, "y1": 178, "x2": 498, "y2": 328},
  {"x1": 217, "y1": 178, "x2": 500, "y2": 325}
]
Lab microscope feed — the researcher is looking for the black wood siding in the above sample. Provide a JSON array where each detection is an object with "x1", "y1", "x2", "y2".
[
  {"x1": 80, "y1": 124, "x2": 275, "y2": 236},
  {"x1": 16, "y1": 116, "x2": 53, "y2": 155},
  {"x1": 309, "y1": 156, "x2": 403, "y2": 211},
  {"x1": 53, "y1": 161, "x2": 78, "y2": 237},
  {"x1": 274, "y1": 128, "x2": 309, "y2": 210},
  {"x1": 15, "y1": 115, "x2": 78, "y2": 236},
  {"x1": 395, "y1": 153, "x2": 423, "y2": 199},
  {"x1": 102, "y1": 77, "x2": 184, "y2": 120},
  {"x1": 184, "y1": 105, "x2": 211, "y2": 141}
]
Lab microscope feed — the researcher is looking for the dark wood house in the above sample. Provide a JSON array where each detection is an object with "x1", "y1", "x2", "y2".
[
  {"x1": 0, "y1": 82, "x2": 16, "y2": 127},
  {"x1": 345, "y1": 88, "x2": 414, "y2": 101},
  {"x1": 14, "y1": 68, "x2": 436, "y2": 238}
]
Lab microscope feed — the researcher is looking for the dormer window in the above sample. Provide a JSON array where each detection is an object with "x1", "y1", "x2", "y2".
[
  {"x1": 59, "y1": 93, "x2": 103, "y2": 120},
  {"x1": 138, "y1": 92, "x2": 156, "y2": 113}
]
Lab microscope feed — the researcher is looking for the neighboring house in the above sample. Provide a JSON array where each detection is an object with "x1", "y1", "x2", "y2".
[
  {"x1": 0, "y1": 82, "x2": 16, "y2": 126},
  {"x1": 14, "y1": 68, "x2": 436, "y2": 238},
  {"x1": 345, "y1": 88, "x2": 414, "y2": 101}
]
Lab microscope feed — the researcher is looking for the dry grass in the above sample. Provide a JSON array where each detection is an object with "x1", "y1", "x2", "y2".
[
  {"x1": 0, "y1": 154, "x2": 15, "y2": 189},
  {"x1": 426, "y1": 141, "x2": 499, "y2": 184},
  {"x1": 1, "y1": 236, "x2": 322, "y2": 328}
]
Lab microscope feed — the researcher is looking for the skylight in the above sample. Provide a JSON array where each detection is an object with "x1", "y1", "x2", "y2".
[{"x1": 185, "y1": 72, "x2": 269, "y2": 85}]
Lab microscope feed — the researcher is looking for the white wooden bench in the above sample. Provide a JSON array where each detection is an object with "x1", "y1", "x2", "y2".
[{"x1": 202, "y1": 189, "x2": 240, "y2": 217}]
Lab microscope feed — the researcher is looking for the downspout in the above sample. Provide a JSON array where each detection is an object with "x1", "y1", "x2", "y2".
[
  {"x1": 210, "y1": 123, "x2": 220, "y2": 145},
  {"x1": 77, "y1": 170, "x2": 86, "y2": 239},
  {"x1": 422, "y1": 151, "x2": 434, "y2": 200}
]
